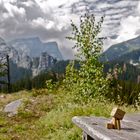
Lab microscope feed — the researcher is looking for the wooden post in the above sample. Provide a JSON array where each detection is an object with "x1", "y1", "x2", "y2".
[{"x1": 83, "y1": 132, "x2": 94, "y2": 140}]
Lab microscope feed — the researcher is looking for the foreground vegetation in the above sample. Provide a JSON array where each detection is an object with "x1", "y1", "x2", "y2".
[{"x1": 0, "y1": 88, "x2": 139, "y2": 140}]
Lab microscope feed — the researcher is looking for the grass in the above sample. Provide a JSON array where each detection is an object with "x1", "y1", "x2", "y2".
[{"x1": 0, "y1": 88, "x2": 139, "y2": 140}]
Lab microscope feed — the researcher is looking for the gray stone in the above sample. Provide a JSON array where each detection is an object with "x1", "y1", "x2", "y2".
[
  {"x1": 0, "y1": 95, "x2": 6, "y2": 99},
  {"x1": 4, "y1": 99, "x2": 22, "y2": 117}
]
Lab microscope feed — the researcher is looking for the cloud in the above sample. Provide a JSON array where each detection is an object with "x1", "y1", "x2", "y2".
[
  {"x1": 4, "y1": 2, "x2": 25, "y2": 17},
  {"x1": 21, "y1": 1, "x2": 34, "y2": 7},
  {"x1": 137, "y1": 1, "x2": 140, "y2": 14},
  {"x1": 31, "y1": 17, "x2": 55, "y2": 30},
  {"x1": 115, "y1": 16, "x2": 140, "y2": 43},
  {"x1": 0, "y1": 0, "x2": 140, "y2": 58},
  {"x1": 112, "y1": 1, "x2": 140, "y2": 45},
  {"x1": 0, "y1": 0, "x2": 17, "y2": 3}
]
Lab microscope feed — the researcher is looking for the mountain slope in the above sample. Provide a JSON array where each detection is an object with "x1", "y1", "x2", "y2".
[
  {"x1": 114, "y1": 49, "x2": 140, "y2": 63},
  {"x1": 0, "y1": 37, "x2": 19, "y2": 64},
  {"x1": 9, "y1": 37, "x2": 63, "y2": 60},
  {"x1": 0, "y1": 37, "x2": 32, "y2": 82},
  {"x1": 0, "y1": 37, "x2": 59, "y2": 81},
  {"x1": 9, "y1": 37, "x2": 43, "y2": 58},
  {"x1": 0, "y1": 37, "x2": 63, "y2": 78},
  {"x1": 102, "y1": 36, "x2": 140, "y2": 61}
]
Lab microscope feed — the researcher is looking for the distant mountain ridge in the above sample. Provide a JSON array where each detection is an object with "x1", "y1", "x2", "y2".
[
  {"x1": 102, "y1": 35, "x2": 140, "y2": 63},
  {"x1": 0, "y1": 37, "x2": 19, "y2": 64},
  {"x1": 0, "y1": 37, "x2": 63, "y2": 79},
  {"x1": 43, "y1": 42, "x2": 63, "y2": 60},
  {"x1": 9, "y1": 37, "x2": 63, "y2": 60}
]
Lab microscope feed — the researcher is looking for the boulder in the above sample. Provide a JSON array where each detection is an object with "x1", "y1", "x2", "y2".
[{"x1": 4, "y1": 99, "x2": 22, "y2": 117}]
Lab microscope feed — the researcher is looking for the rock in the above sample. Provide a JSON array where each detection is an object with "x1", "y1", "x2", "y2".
[
  {"x1": 0, "y1": 95, "x2": 6, "y2": 99},
  {"x1": 4, "y1": 99, "x2": 22, "y2": 117},
  {"x1": 11, "y1": 135, "x2": 20, "y2": 140}
]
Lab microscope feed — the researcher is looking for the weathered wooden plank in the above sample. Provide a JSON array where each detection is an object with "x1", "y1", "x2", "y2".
[
  {"x1": 111, "y1": 121, "x2": 140, "y2": 140},
  {"x1": 72, "y1": 116, "x2": 125, "y2": 140},
  {"x1": 119, "y1": 120, "x2": 140, "y2": 139},
  {"x1": 124, "y1": 113, "x2": 140, "y2": 123},
  {"x1": 72, "y1": 115, "x2": 140, "y2": 140}
]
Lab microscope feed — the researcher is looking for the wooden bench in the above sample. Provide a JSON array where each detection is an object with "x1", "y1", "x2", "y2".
[{"x1": 72, "y1": 113, "x2": 140, "y2": 140}]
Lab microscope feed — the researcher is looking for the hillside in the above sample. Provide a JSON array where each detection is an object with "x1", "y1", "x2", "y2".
[
  {"x1": 114, "y1": 49, "x2": 140, "y2": 67},
  {"x1": 102, "y1": 36, "x2": 140, "y2": 62},
  {"x1": 9, "y1": 61, "x2": 32, "y2": 83},
  {"x1": 0, "y1": 38, "x2": 32, "y2": 83},
  {"x1": 100, "y1": 36, "x2": 140, "y2": 81},
  {"x1": 0, "y1": 37, "x2": 64, "y2": 85},
  {"x1": 0, "y1": 88, "x2": 138, "y2": 140}
]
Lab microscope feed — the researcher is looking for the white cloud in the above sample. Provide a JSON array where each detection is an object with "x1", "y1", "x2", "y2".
[
  {"x1": 21, "y1": 1, "x2": 34, "y2": 7},
  {"x1": 2, "y1": 12, "x2": 10, "y2": 19},
  {"x1": 112, "y1": 1, "x2": 140, "y2": 45},
  {"x1": 1, "y1": 0, "x2": 17, "y2": 3},
  {"x1": 4, "y1": 2, "x2": 25, "y2": 17},
  {"x1": 97, "y1": 3, "x2": 111, "y2": 10},
  {"x1": 0, "y1": 0, "x2": 140, "y2": 58},
  {"x1": 114, "y1": 1, "x2": 137, "y2": 8},
  {"x1": 116, "y1": 16, "x2": 140, "y2": 43},
  {"x1": 137, "y1": 2, "x2": 140, "y2": 14},
  {"x1": 31, "y1": 17, "x2": 55, "y2": 30}
]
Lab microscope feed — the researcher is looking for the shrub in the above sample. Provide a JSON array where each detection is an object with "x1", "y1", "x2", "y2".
[{"x1": 64, "y1": 12, "x2": 110, "y2": 102}]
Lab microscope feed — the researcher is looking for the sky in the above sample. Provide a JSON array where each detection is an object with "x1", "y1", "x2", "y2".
[{"x1": 0, "y1": 0, "x2": 140, "y2": 59}]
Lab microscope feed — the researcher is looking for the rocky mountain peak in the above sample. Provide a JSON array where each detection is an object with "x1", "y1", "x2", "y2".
[
  {"x1": 0, "y1": 37, "x2": 63, "y2": 76},
  {"x1": 43, "y1": 42, "x2": 63, "y2": 60}
]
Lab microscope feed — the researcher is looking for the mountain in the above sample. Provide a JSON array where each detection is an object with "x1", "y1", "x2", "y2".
[
  {"x1": 0, "y1": 37, "x2": 19, "y2": 64},
  {"x1": 100, "y1": 36, "x2": 140, "y2": 82},
  {"x1": 9, "y1": 37, "x2": 43, "y2": 58},
  {"x1": 9, "y1": 60, "x2": 32, "y2": 83},
  {"x1": 9, "y1": 37, "x2": 63, "y2": 60},
  {"x1": 114, "y1": 49, "x2": 140, "y2": 66},
  {"x1": 8, "y1": 37, "x2": 63, "y2": 74},
  {"x1": 0, "y1": 37, "x2": 63, "y2": 81},
  {"x1": 0, "y1": 37, "x2": 32, "y2": 82},
  {"x1": 102, "y1": 36, "x2": 140, "y2": 62},
  {"x1": 43, "y1": 42, "x2": 63, "y2": 60}
]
